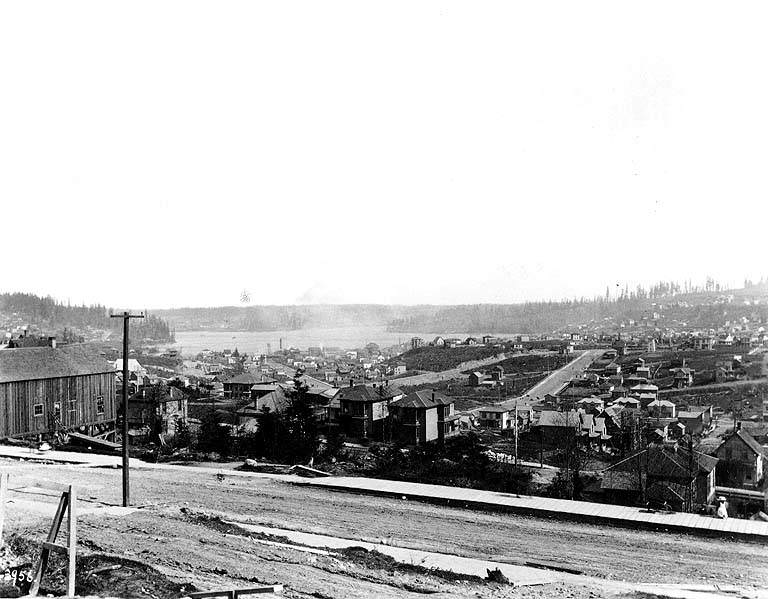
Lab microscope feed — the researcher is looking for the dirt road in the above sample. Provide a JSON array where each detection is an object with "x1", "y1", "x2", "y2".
[{"x1": 1, "y1": 459, "x2": 766, "y2": 598}]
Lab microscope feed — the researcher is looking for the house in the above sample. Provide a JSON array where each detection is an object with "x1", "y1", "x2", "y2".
[
  {"x1": 676, "y1": 406, "x2": 711, "y2": 436},
  {"x1": 535, "y1": 410, "x2": 587, "y2": 446},
  {"x1": 693, "y1": 336, "x2": 715, "y2": 351},
  {"x1": 482, "y1": 335, "x2": 501, "y2": 345},
  {"x1": 464, "y1": 337, "x2": 478, "y2": 346},
  {"x1": 389, "y1": 390, "x2": 459, "y2": 445},
  {"x1": 432, "y1": 336, "x2": 445, "y2": 347},
  {"x1": 647, "y1": 399, "x2": 677, "y2": 419},
  {"x1": 576, "y1": 397, "x2": 605, "y2": 414},
  {"x1": 671, "y1": 367, "x2": 695, "y2": 388},
  {"x1": 0, "y1": 343, "x2": 116, "y2": 438},
  {"x1": 601, "y1": 444, "x2": 718, "y2": 512},
  {"x1": 715, "y1": 427, "x2": 766, "y2": 489},
  {"x1": 635, "y1": 366, "x2": 651, "y2": 380},
  {"x1": 392, "y1": 362, "x2": 407, "y2": 376},
  {"x1": 477, "y1": 406, "x2": 515, "y2": 430},
  {"x1": 604, "y1": 363, "x2": 621, "y2": 376},
  {"x1": 223, "y1": 372, "x2": 276, "y2": 399},
  {"x1": 127, "y1": 384, "x2": 188, "y2": 439},
  {"x1": 336, "y1": 383, "x2": 403, "y2": 440},
  {"x1": 468, "y1": 371, "x2": 486, "y2": 387},
  {"x1": 490, "y1": 365, "x2": 504, "y2": 381}
]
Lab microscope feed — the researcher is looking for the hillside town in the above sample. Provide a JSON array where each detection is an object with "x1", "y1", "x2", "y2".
[{"x1": 3, "y1": 292, "x2": 768, "y2": 527}]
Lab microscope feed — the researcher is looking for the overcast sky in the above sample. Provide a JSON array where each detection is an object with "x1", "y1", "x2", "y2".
[{"x1": 2, "y1": 2, "x2": 767, "y2": 309}]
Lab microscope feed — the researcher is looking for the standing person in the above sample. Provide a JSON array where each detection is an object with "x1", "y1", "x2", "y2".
[{"x1": 716, "y1": 496, "x2": 729, "y2": 519}]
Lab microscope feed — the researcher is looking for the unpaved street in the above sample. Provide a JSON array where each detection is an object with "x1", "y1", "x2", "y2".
[{"x1": 1, "y1": 459, "x2": 766, "y2": 598}]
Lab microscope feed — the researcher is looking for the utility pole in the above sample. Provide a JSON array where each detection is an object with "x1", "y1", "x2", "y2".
[
  {"x1": 514, "y1": 401, "x2": 519, "y2": 468},
  {"x1": 111, "y1": 311, "x2": 144, "y2": 507}
]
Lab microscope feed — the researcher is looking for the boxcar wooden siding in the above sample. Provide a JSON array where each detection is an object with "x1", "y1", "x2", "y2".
[{"x1": 0, "y1": 372, "x2": 116, "y2": 437}]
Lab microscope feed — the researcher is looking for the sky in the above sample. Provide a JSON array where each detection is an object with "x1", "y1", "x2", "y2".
[{"x1": 2, "y1": 1, "x2": 768, "y2": 309}]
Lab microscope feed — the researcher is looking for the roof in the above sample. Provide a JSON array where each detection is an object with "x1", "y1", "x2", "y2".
[
  {"x1": 225, "y1": 372, "x2": 269, "y2": 385},
  {"x1": 537, "y1": 410, "x2": 582, "y2": 428},
  {"x1": 720, "y1": 429, "x2": 767, "y2": 457},
  {"x1": 605, "y1": 445, "x2": 718, "y2": 480},
  {"x1": 677, "y1": 410, "x2": 704, "y2": 419},
  {"x1": 114, "y1": 358, "x2": 144, "y2": 372},
  {"x1": 336, "y1": 384, "x2": 402, "y2": 403},
  {"x1": 648, "y1": 399, "x2": 676, "y2": 408},
  {"x1": 0, "y1": 344, "x2": 114, "y2": 383},
  {"x1": 630, "y1": 384, "x2": 659, "y2": 392},
  {"x1": 392, "y1": 390, "x2": 452, "y2": 410}
]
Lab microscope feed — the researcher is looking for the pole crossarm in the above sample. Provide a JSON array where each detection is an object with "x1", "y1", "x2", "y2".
[{"x1": 110, "y1": 311, "x2": 144, "y2": 507}]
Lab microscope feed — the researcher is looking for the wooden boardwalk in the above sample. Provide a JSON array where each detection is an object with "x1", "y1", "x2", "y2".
[{"x1": 294, "y1": 476, "x2": 768, "y2": 541}]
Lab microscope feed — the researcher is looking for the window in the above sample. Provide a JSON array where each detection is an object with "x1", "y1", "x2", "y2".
[
  {"x1": 69, "y1": 400, "x2": 77, "y2": 413},
  {"x1": 96, "y1": 395, "x2": 105, "y2": 415},
  {"x1": 53, "y1": 402, "x2": 61, "y2": 420},
  {"x1": 33, "y1": 404, "x2": 44, "y2": 417}
]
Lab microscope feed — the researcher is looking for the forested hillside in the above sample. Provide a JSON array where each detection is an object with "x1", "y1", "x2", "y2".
[
  {"x1": 157, "y1": 278, "x2": 768, "y2": 334},
  {"x1": 0, "y1": 293, "x2": 174, "y2": 342}
]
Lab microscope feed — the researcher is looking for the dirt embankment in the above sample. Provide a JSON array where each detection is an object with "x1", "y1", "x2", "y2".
[{"x1": 2, "y1": 460, "x2": 766, "y2": 598}]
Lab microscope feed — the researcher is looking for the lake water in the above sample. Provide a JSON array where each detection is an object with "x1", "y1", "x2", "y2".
[{"x1": 172, "y1": 327, "x2": 490, "y2": 356}]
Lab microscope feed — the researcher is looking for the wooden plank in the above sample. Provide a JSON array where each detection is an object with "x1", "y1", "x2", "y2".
[
  {"x1": 68, "y1": 431, "x2": 121, "y2": 451},
  {"x1": 41, "y1": 541, "x2": 69, "y2": 554},
  {"x1": 0, "y1": 471, "x2": 8, "y2": 544},
  {"x1": 67, "y1": 485, "x2": 77, "y2": 598},
  {"x1": 29, "y1": 491, "x2": 68, "y2": 596}
]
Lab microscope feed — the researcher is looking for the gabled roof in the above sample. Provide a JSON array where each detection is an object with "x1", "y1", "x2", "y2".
[
  {"x1": 605, "y1": 445, "x2": 718, "y2": 480},
  {"x1": 0, "y1": 344, "x2": 114, "y2": 383},
  {"x1": 537, "y1": 410, "x2": 582, "y2": 428},
  {"x1": 392, "y1": 390, "x2": 452, "y2": 410},
  {"x1": 720, "y1": 429, "x2": 767, "y2": 457},
  {"x1": 336, "y1": 384, "x2": 402, "y2": 403},
  {"x1": 225, "y1": 372, "x2": 269, "y2": 385}
]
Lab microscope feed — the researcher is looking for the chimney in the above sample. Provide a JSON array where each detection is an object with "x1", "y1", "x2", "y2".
[
  {"x1": 432, "y1": 391, "x2": 435, "y2": 402},
  {"x1": 349, "y1": 379, "x2": 353, "y2": 388}
]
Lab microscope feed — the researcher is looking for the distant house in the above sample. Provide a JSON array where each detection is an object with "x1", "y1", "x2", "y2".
[
  {"x1": 389, "y1": 390, "x2": 459, "y2": 445},
  {"x1": 671, "y1": 367, "x2": 695, "y2": 388},
  {"x1": 0, "y1": 343, "x2": 116, "y2": 438},
  {"x1": 647, "y1": 399, "x2": 676, "y2": 419},
  {"x1": 601, "y1": 444, "x2": 718, "y2": 511},
  {"x1": 535, "y1": 410, "x2": 586, "y2": 446},
  {"x1": 432, "y1": 336, "x2": 445, "y2": 347},
  {"x1": 127, "y1": 385, "x2": 188, "y2": 438},
  {"x1": 604, "y1": 363, "x2": 621, "y2": 376},
  {"x1": 576, "y1": 397, "x2": 604, "y2": 414},
  {"x1": 410, "y1": 337, "x2": 425, "y2": 350},
  {"x1": 468, "y1": 371, "x2": 486, "y2": 387},
  {"x1": 693, "y1": 336, "x2": 715, "y2": 351},
  {"x1": 337, "y1": 383, "x2": 404, "y2": 440},
  {"x1": 477, "y1": 406, "x2": 515, "y2": 430},
  {"x1": 715, "y1": 428, "x2": 766, "y2": 489},
  {"x1": 490, "y1": 365, "x2": 504, "y2": 381},
  {"x1": 223, "y1": 372, "x2": 276, "y2": 399},
  {"x1": 393, "y1": 362, "x2": 407, "y2": 376},
  {"x1": 676, "y1": 406, "x2": 711, "y2": 436},
  {"x1": 635, "y1": 366, "x2": 651, "y2": 380},
  {"x1": 464, "y1": 337, "x2": 478, "y2": 346}
]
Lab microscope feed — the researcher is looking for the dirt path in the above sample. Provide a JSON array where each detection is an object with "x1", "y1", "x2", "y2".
[{"x1": 1, "y1": 460, "x2": 766, "y2": 598}]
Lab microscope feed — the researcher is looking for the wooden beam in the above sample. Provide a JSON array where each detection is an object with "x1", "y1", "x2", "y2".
[{"x1": 0, "y1": 471, "x2": 8, "y2": 545}]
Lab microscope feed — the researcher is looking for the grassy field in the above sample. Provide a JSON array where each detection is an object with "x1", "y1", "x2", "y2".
[{"x1": 396, "y1": 346, "x2": 505, "y2": 372}]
